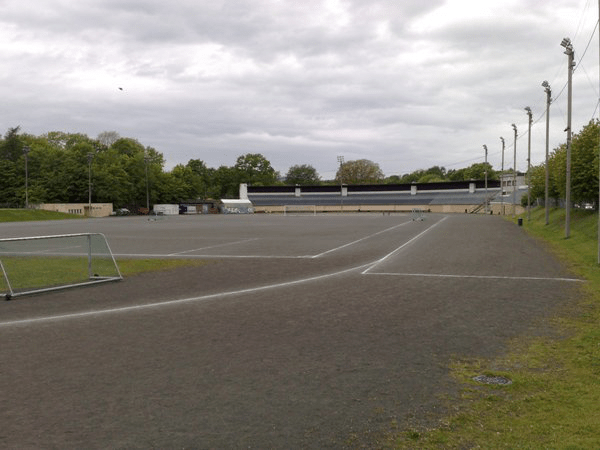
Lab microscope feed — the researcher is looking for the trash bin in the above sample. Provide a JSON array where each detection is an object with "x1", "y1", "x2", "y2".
[{"x1": 518, "y1": 218, "x2": 523, "y2": 226}]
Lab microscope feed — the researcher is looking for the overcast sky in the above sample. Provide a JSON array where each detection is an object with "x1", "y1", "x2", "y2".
[{"x1": 2, "y1": 0, "x2": 599, "y2": 179}]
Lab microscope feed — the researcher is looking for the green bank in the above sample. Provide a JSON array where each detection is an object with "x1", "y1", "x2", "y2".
[{"x1": 394, "y1": 208, "x2": 600, "y2": 449}]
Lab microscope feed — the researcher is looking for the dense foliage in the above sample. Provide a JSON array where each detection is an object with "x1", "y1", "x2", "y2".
[
  {"x1": 528, "y1": 120, "x2": 600, "y2": 208},
  {"x1": 0, "y1": 128, "x2": 279, "y2": 208},
  {"x1": 10, "y1": 124, "x2": 589, "y2": 210}
]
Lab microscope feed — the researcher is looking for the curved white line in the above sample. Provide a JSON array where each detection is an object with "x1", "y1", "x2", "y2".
[{"x1": 0, "y1": 262, "x2": 374, "y2": 327}]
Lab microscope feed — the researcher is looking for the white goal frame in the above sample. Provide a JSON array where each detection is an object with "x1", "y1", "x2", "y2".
[
  {"x1": 283, "y1": 204, "x2": 317, "y2": 216},
  {"x1": 0, "y1": 233, "x2": 123, "y2": 300}
]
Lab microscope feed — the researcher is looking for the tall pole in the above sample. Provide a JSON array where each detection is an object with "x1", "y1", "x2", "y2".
[
  {"x1": 483, "y1": 145, "x2": 488, "y2": 213},
  {"x1": 512, "y1": 124, "x2": 518, "y2": 217},
  {"x1": 144, "y1": 155, "x2": 150, "y2": 211},
  {"x1": 87, "y1": 152, "x2": 94, "y2": 216},
  {"x1": 598, "y1": 0, "x2": 600, "y2": 263},
  {"x1": 337, "y1": 155, "x2": 344, "y2": 213},
  {"x1": 542, "y1": 81, "x2": 552, "y2": 226},
  {"x1": 500, "y1": 137, "x2": 505, "y2": 215},
  {"x1": 561, "y1": 37, "x2": 574, "y2": 238},
  {"x1": 23, "y1": 146, "x2": 30, "y2": 209},
  {"x1": 525, "y1": 106, "x2": 532, "y2": 221}
]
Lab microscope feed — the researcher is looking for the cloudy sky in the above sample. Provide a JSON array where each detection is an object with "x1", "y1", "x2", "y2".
[{"x1": 1, "y1": 0, "x2": 599, "y2": 179}]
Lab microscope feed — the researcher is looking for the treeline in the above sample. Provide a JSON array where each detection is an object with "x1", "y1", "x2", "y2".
[
  {"x1": 529, "y1": 119, "x2": 600, "y2": 208},
  {"x1": 0, "y1": 128, "x2": 281, "y2": 208},
  {"x1": 1, "y1": 126, "x2": 502, "y2": 209}
]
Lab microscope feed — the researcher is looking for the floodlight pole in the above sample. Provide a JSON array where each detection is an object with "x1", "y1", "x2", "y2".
[
  {"x1": 23, "y1": 146, "x2": 30, "y2": 209},
  {"x1": 483, "y1": 145, "x2": 488, "y2": 213},
  {"x1": 337, "y1": 155, "x2": 344, "y2": 213},
  {"x1": 87, "y1": 152, "x2": 94, "y2": 216},
  {"x1": 500, "y1": 137, "x2": 505, "y2": 215},
  {"x1": 512, "y1": 124, "x2": 517, "y2": 217},
  {"x1": 144, "y1": 155, "x2": 150, "y2": 210},
  {"x1": 542, "y1": 81, "x2": 552, "y2": 226},
  {"x1": 525, "y1": 106, "x2": 532, "y2": 221},
  {"x1": 561, "y1": 37, "x2": 574, "y2": 239}
]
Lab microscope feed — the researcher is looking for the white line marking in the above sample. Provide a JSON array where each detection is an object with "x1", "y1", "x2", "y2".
[
  {"x1": 167, "y1": 238, "x2": 259, "y2": 256},
  {"x1": 113, "y1": 253, "x2": 313, "y2": 259},
  {"x1": 365, "y1": 272, "x2": 584, "y2": 282},
  {"x1": 361, "y1": 216, "x2": 448, "y2": 275},
  {"x1": 0, "y1": 262, "x2": 374, "y2": 328},
  {"x1": 311, "y1": 220, "x2": 413, "y2": 258}
]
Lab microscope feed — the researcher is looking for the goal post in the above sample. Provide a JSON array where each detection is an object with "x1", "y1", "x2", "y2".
[
  {"x1": 283, "y1": 204, "x2": 317, "y2": 216},
  {"x1": 0, "y1": 233, "x2": 122, "y2": 299}
]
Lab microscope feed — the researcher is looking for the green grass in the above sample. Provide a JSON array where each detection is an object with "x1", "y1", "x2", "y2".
[
  {"x1": 393, "y1": 207, "x2": 600, "y2": 449},
  {"x1": 0, "y1": 208, "x2": 84, "y2": 222},
  {"x1": 0, "y1": 209, "x2": 211, "y2": 295},
  {"x1": 0, "y1": 256, "x2": 211, "y2": 294}
]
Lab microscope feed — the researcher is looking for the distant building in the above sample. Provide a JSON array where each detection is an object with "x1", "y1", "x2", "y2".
[
  {"x1": 240, "y1": 180, "x2": 526, "y2": 215},
  {"x1": 35, "y1": 203, "x2": 113, "y2": 217}
]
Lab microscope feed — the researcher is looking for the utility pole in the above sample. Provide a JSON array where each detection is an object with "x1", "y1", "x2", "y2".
[
  {"x1": 500, "y1": 137, "x2": 505, "y2": 215},
  {"x1": 337, "y1": 155, "x2": 344, "y2": 213},
  {"x1": 87, "y1": 152, "x2": 94, "y2": 216},
  {"x1": 512, "y1": 124, "x2": 517, "y2": 217},
  {"x1": 561, "y1": 37, "x2": 574, "y2": 238},
  {"x1": 23, "y1": 146, "x2": 30, "y2": 209},
  {"x1": 525, "y1": 106, "x2": 532, "y2": 221},
  {"x1": 483, "y1": 145, "x2": 488, "y2": 213},
  {"x1": 542, "y1": 81, "x2": 552, "y2": 226},
  {"x1": 144, "y1": 155, "x2": 150, "y2": 211}
]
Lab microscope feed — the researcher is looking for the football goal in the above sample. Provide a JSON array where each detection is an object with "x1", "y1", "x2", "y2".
[
  {"x1": 0, "y1": 233, "x2": 122, "y2": 299},
  {"x1": 283, "y1": 204, "x2": 317, "y2": 216}
]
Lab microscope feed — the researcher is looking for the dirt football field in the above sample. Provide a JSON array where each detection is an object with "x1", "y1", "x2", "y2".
[{"x1": 0, "y1": 213, "x2": 581, "y2": 448}]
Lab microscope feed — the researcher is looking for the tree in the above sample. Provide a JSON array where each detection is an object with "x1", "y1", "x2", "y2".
[
  {"x1": 336, "y1": 159, "x2": 384, "y2": 184},
  {"x1": 97, "y1": 131, "x2": 120, "y2": 147},
  {"x1": 285, "y1": 164, "x2": 320, "y2": 185},
  {"x1": 234, "y1": 153, "x2": 278, "y2": 186},
  {"x1": 0, "y1": 126, "x2": 23, "y2": 162},
  {"x1": 571, "y1": 120, "x2": 599, "y2": 205}
]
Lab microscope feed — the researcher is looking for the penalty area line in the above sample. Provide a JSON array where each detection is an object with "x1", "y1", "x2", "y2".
[
  {"x1": 361, "y1": 216, "x2": 448, "y2": 275},
  {"x1": 364, "y1": 272, "x2": 585, "y2": 283},
  {"x1": 311, "y1": 220, "x2": 413, "y2": 258}
]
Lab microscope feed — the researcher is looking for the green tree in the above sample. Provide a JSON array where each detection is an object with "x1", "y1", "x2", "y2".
[
  {"x1": 285, "y1": 164, "x2": 320, "y2": 185},
  {"x1": 234, "y1": 153, "x2": 278, "y2": 186},
  {"x1": 336, "y1": 159, "x2": 384, "y2": 184},
  {"x1": 571, "y1": 120, "x2": 599, "y2": 205}
]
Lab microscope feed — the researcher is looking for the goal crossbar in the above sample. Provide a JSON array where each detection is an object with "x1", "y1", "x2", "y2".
[{"x1": 0, "y1": 233, "x2": 123, "y2": 299}]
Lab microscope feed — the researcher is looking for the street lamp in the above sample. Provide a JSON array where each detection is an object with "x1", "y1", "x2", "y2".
[
  {"x1": 500, "y1": 137, "x2": 505, "y2": 215},
  {"x1": 23, "y1": 146, "x2": 30, "y2": 209},
  {"x1": 337, "y1": 155, "x2": 344, "y2": 213},
  {"x1": 87, "y1": 152, "x2": 94, "y2": 216},
  {"x1": 483, "y1": 145, "x2": 488, "y2": 213},
  {"x1": 144, "y1": 154, "x2": 150, "y2": 211},
  {"x1": 512, "y1": 123, "x2": 517, "y2": 217},
  {"x1": 525, "y1": 106, "x2": 533, "y2": 221},
  {"x1": 542, "y1": 81, "x2": 552, "y2": 226},
  {"x1": 561, "y1": 37, "x2": 574, "y2": 238}
]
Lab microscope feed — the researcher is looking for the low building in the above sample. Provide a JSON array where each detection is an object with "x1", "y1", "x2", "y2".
[
  {"x1": 35, "y1": 203, "x2": 113, "y2": 217},
  {"x1": 220, "y1": 199, "x2": 254, "y2": 214}
]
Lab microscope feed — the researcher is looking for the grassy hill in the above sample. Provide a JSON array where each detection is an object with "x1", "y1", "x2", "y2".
[{"x1": 0, "y1": 209, "x2": 85, "y2": 222}]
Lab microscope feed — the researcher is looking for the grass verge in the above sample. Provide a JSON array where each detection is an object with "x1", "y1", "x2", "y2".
[
  {"x1": 0, "y1": 209, "x2": 85, "y2": 222},
  {"x1": 394, "y1": 207, "x2": 600, "y2": 449}
]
